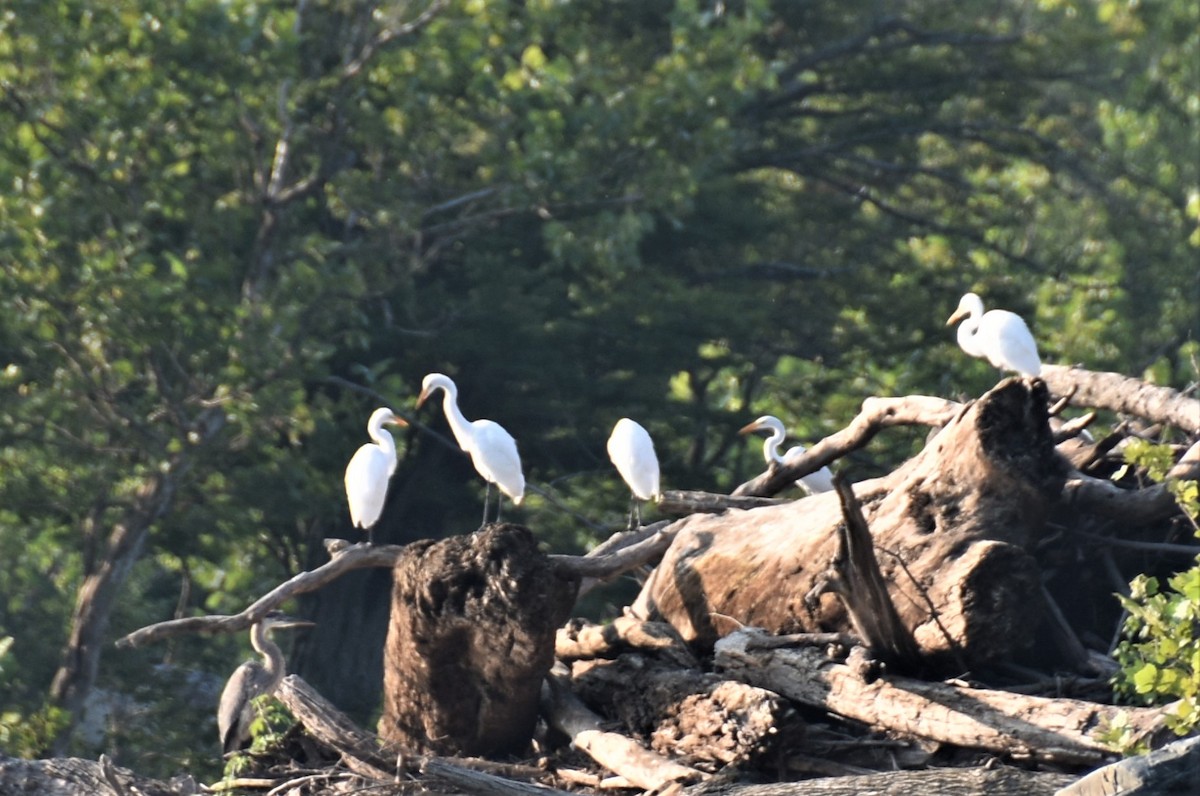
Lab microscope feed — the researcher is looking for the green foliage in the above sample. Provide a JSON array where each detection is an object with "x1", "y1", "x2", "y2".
[
  {"x1": 222, "y1": 695, "x2": 299, "y2": 779},
  {"x1": 1109, "y1": 440, "x2": 1200, "y2": 749},
  {"x1": 0, "y1": 637, "x2": 70, "y2": 757}
]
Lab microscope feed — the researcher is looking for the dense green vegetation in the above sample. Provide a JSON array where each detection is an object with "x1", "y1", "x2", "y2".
[{"x1": 0, "y1": 0, "x2": 1195, "y2": 778}]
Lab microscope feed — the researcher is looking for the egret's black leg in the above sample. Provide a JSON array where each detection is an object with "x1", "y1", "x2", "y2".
[{"x1": 482, "y1": 482, "x2": 492, "y2": 526}]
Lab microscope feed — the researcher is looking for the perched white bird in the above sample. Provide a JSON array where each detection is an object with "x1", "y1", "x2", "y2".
[
  {"x1": 946, "y1": 292, "x2": 1042, "y2": 377},
  {"x1": 416, "y1": 373, "x2": 525, "y2": 525},
  {"x1": 606, "y1": 418, "x2": 662, "y2": 529},
  {"x1": 739, "y1": 415, "x2": 835, "y2": 495},
  {"x1": 217, "y1": 611, "x2": 314, "y2": 756},
  {"x1": 344, "y1": 407, "x2": 406, "y2": 545}
]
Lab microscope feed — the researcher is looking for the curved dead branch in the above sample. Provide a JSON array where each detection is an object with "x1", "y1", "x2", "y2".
[{"x1": 734, "y1": 395, "x2": 962, "y2": 497}]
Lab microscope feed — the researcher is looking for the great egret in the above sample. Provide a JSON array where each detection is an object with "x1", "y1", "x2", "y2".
[
  {"x1": 606, "y1": 417, "x2": 662, "y2": 529},
  {"x1": 217, "y1": 611, "x2": 314, "y2": 756},
  {"x1": 343, "y1": 407, "x2": 407, "y2": 545},
  {"x1": 739, "y1": 415, "x2": 835, "y2": 495},
  {"x1": 416, "y1": 373, "x2": 525, "y2": 525},
  {"x1": 946, "y1": 292, "x2": 1042, "y2": 377}
]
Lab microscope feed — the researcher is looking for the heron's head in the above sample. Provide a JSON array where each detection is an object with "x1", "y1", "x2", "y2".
[
  {"x1": 946, "y1": 292, "x2": 983, "y2": 326},
  {"x1": 259, "y1": 610, "x2": 316, "y2": 633},
  {"x1": 416, "y1": 372, "x2": 455, "y2": 409},
  {"x1": 371, "y1": 407, "x2": 407, "y2": 428},
  {"x1": 738, "y1": 415, "x2": 783, "y2": 438}
]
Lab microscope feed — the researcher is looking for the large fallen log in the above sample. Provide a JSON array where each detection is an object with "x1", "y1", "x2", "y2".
[
  {"x1": 714, "y1": 627, "x2": 1172, "y2": 766},
  {"x1": 633, "y1": 378, "x2": 1066, "y2": 670},
  {"x1": 686, "y1": 766, "x2": 1077, "y2": 796},
  {"x1": 542, "y1": 665, "x2": 706, "y2": 790},
  {"x1": 570, "y1": 653, "x2": 798, "y2": 771},
  {"x1": 0, "y1": 755, "x2": 195, "y2": 796}
]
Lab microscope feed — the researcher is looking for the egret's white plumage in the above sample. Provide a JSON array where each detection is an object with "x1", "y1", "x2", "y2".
[
  {"x1": 607, "y1": 418, "x2": 661, "y2": 528},
  {"x1": 416, "y1": 373, "x2": 524, "y2": 524},
  {"x1": 946, "y1": 292, "x2": 1041, "y2": 377},
  {"x1": 739, "y1": 415, "x2": 835, "y2": 495},
  {"x1": 217, "y1": 611, "x2": 314, "y2": 756},
  {"x1": 344, "y1": 407, "x2": 406, "y2": 544}
]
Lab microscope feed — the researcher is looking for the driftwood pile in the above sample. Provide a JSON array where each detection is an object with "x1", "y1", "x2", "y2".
[{"x1": 13, "y1": 366, "x2": 1199, "y2": 796}]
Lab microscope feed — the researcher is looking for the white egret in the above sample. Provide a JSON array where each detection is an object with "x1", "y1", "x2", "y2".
[
  {"x1": 416, "y1": 373, "x2": 525, "y2": 525},
  {"x1": 343, "y1": 407, "x2": 407, "y2": 545},
  {"x1": 739, "y1": 415, "x2": 835, "y2": 495},
  {"x1": 606, "y1": 417, "x2": 662, "y2": 529},
  {"x1": 946, "y1": 292, "x2": 1042, "y2": 377},
  {"x1": 217, "y1": 611, "x2": 314, "y2": 756}
]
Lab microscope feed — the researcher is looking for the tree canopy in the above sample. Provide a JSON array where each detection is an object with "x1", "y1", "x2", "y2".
[{"x1": 0, "y1": 0, "x2": 1195, "y2": 777}]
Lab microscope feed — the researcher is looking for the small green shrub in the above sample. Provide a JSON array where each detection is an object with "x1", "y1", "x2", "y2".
[{"x1": 1107, "y1": 439, "x2": 1200, "y2": 751}]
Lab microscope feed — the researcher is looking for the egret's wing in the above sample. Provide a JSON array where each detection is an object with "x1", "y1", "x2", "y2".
[
  {"x1": 218, "y1": 660, "x2": 266, "y2": 755},
  {"x1": 343, "y1": 444, "x2": 393, "y2": 528},
  {"x1": 608, "y1": 420, "x2": 660, "y2": 500},
  {"x1": 985, "y1": 311, "x2": 1042, "y2": 376},
  {"x1": 782, "y1": 445, "x2": 835, "y2": 495},
  {"x1": 470, "y1": 420, "x2": 525, "y2": 502},
  {"x1": 798, "y1": 466, "x2": 836, "y2": 495}
]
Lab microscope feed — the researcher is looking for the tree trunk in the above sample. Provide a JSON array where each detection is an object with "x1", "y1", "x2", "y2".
[
  {"x1": 633, "y1": 378, "x2": 1068, "y2": 670},
  {"x1": 46, "y1": 474, "x2": 177, "y2": 755},
  {"x1": 377, "y1": 523, "x2": 578, "y2": 756}
]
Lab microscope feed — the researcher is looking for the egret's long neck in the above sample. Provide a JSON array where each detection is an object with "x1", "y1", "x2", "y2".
[
  {"x1": 956, "y1": 315, "x2": 984, "y2": 358},
  {"x1": 438, "y1": 387, "x2": 475, "y2": 453},
  {"x1": 369, "y1": 416, "x2": 397, "y2": 460},
  {"x1": 764, "y1": 427, "x2": 787, "y2": 466},
  {"x1": 251, "y1": 624, "x2": 286, "y2": 688}
]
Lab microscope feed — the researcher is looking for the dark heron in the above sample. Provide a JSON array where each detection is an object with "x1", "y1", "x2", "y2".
[{"x1": 217, "y1": 610, "x2": 314, "y2": 756}]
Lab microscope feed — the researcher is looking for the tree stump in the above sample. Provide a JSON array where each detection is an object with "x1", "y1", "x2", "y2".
[
  {"x1": 634, "y1": 378, "x2": 1068, "y2": 670},
  {"x1": 378, "y1": 523, "x2": 579, "y2": 756}
]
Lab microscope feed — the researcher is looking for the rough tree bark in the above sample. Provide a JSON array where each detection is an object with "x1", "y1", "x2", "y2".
[
  {"x1": 1040, "y1": 364, "x2": 1200, "y2": 434},
  {"x1": 569, "y1": 653, "x2": 799, "y2": 771},
  {"x1": 377, "y1": 523, "x2": 579, "y2": 756},
  {"x1": 633, "y1": 378, "x2": 1067, "y2": 670},
  {"x1": 715, "y1": 628, "x2": 1172, "y2": 766}
]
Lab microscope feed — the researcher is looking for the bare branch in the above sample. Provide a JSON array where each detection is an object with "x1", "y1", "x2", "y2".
[
  {"x1": 115, "y1": 543, "x2": 401, "y2": 648},
  {"x1": 342, "y1": 0, "x2": 450, "y2": 80},
  {"x1": 735, "y1": 395, "x2": 961, "y2": 497},
  {"x1": 1040, "y1": 365, "x2": 1200, "y2": 434}
]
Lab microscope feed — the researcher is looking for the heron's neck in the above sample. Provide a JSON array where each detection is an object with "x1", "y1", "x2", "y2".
[
  {"x1": 438, "y1": 387, "x2": 475, "y2": 453},
  {"x1": 368, "y1": 417, "x2": 397, "y2": 460},
  {"x1": 251, "y1": 624, "x2": 286, "y2": 681},
  {"x1": 956, "y1": 316, "x2": 985, "y2": 358},
  {"x1": 764, "y1": 428, "x2": 787, "y2": 466}
]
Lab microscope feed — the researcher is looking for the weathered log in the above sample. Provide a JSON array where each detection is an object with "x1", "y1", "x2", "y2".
[
  {"x1": 685, "y1": 766, "x2": 1077, "y2": 796},
  {"x1": 815, "y1": 476, "x2": 923, "y2": 671},
  {"x1": 275, "y1": 675, "x2": 395, "y2": 780},
  {"x1": 377, "y1": 523, "x2": 578, "y2": 756},
  {"x1": 714, "y1": 628, "x2": 1171, "y2": 766},
  {"x1": 1057, "y1": 734, "x2": 1200, "y2": 796},
  {"x1": 0, "y1": 755, "x2": 196, "y2": 796},
  {"x1": 556, "y1": 616, "x2": 698, "y2": 668},
  {"x1": 570, "y1": 653, "x2": 799, "y2": 771},
  {"x1": 542, "y1": 666, "x2": 706, "y2": 789},
  {"x1": 634, "y1": 378, "x2": 1066, "y2": 669},
  {"x1": 1039, "y1": 365, "x2": 1200, "y2": 434},
  {"x1": 1061, "y1": 440, "x2": 1200, "y2": 524}
]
